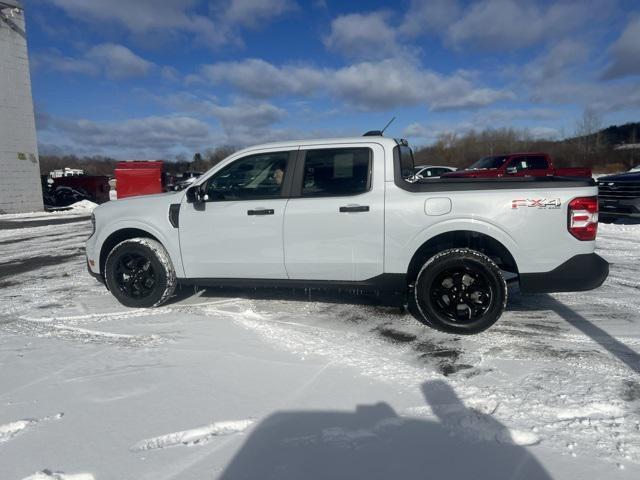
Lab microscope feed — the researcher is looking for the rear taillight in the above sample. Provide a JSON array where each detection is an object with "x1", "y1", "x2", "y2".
[{"x1": 568, "y1": 196, "x2": 598, "y2": 241}]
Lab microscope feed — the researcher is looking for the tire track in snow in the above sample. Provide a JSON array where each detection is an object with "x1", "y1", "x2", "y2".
[
  {"x1": 21, "y1": 470, "x2": 94, "y2": 480},
  {"x1": 131, "y1": 420, "x2": 254, "y2": 451},
  {"x1": 0, "y1": 413, "x2": 63, "y2": 444}
]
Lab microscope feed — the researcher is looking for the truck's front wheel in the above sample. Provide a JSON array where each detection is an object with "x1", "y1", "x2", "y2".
[
  {"x1": 413, "y1": 248, "x2": 507, "y2": 334},
  {"x1": 104, "y1": 238, "x2": 176, "y2": 308}
]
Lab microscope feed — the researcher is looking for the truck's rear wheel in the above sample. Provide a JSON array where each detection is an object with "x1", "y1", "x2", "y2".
[
  {"x1": 104, "y1": 238, "x2": 176, "y2": 308},
  {"x1": 413, "y1": 248, "x2": 507, "y2": 334}
]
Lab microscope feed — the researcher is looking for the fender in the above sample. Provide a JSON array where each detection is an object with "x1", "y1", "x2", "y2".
[
  {"x1": 392, "y1": 217, "x2": 520, "y2": 275},
  {"x1": 95, "y1": 219, "x2": 185, "y2": 277}
]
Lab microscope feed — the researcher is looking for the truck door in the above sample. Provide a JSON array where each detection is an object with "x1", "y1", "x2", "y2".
[
  {"x1": 283, "y1": 144, "x2": 385, "y2": 281},
  {"x1": 179, "y1": 150, "x2": 296, "y2": 279}
]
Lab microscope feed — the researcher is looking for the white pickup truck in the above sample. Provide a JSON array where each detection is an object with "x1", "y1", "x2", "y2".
[{"x1": 86, "y1": 136, "x2": 608, "y2": 334}]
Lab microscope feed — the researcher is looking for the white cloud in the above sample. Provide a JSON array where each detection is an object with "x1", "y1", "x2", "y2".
[
  {"x1": 47, "y1": 0, "x2": 227, "y2": 45},
  {"x1": 32, "y1": 51, "x2": 99, "y2": 77},
  {"x1": 46, "y1": 0, "x2": 297, "y2": 47},
  {"x1": 151, "y1": 92, "x2": 290, "y2": 145},
  {"x1": 476, "y1": 108, "x2": 560, "y2": 124},
  {"x1": 197, "y1": 58, "x2": 514, "y2": 111},
  {"x1": 34, "y1": 44, "x2": 154, "y2": 80},
  {"x1": 206, "y1": 99, "x2": 289, "y2": 145},
  {"x1": 446, "y1": 0, "x2": 594, "y2": 50},
  {"x1": 86, "y1": 44, "x2": 154, "y2": 79},
  {"x1": 200, "y1": 59, "x2": 326, "y2": 98},
  {"x1": 38, "y1": 112, "x2": 218, "y2": 159},
  {"x1": 529, "y1": 126, "x2": 560, "y2": 139},
  {"x1": 602, "y1": 17, "x2": 640, "y2": 79},
  {"x1": 400, "y1": 0, "x2": 461, "y2": 36},
  {"x1": 324, "y1": 11, "x2": 401, "y2": 60},
  {"x1": 223, "y1": 0, "x2": 297, "y2": 28},
  {"x1": 403, "y1": 117, "x2": 561, "y2": 145},
  {"x1": 520, "y1": 39, "x2": 590, "y2": 84}
]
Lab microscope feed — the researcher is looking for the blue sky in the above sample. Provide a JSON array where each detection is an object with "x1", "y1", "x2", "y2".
[{"x1": 25, "y1": 0, "x2": 640, "y2": 159}]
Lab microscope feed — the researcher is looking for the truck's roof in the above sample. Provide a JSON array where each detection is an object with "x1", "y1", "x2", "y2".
[{"x1": 235, "y1": 136, "x2": 400, "y2": 155}]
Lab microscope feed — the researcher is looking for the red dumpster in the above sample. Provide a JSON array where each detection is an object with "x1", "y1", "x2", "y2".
[{"x1": 114, "y1": 161, "x2": 164, "y2": 199}]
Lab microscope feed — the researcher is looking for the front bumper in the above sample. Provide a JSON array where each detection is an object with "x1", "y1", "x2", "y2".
[
  {"x1": 86, "y1": 257, "x2": 104, "y2": 284},
  {"x1": 599, "y1": 197, "x2": 640, "y2": 217},
  {"x1": 519, "y1": 253, "x2": 609, "y2": 294}
]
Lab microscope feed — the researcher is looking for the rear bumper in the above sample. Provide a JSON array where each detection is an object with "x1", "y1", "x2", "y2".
[{"x1": 519, "y1": 253, "x2": 609, "y2": 294}]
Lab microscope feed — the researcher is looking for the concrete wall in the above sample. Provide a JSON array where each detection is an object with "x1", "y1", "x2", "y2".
[{"x1": 0, "y1": 4, "x2": 43, "y2": 214}]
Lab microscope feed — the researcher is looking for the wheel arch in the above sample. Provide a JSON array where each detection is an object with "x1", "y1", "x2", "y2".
[
  {"x1": 406, "y1": 230, "x2": 519, "y2": 285},
  {"x1": 99, "y1": 228, "x2": 161, "y2": 277}
]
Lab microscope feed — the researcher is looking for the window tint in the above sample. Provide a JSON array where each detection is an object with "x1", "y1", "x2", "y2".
[
  {"x1": 430, "y1": 168, "x2": 449, "y2": 177},
  {"x1": 469, "y1": 156, "x2": 508, "y2": 169},
  {"x1": 526, "y1": 155, "x2": 549, "y2": 169},
  {"x1": 509, "y1": 157, "x2": 528, "y2": 171},
  {"x1": 301, "y1": 148, "x2": 371, "y2": 197},
  {"x1": 204, "y1": 152, "x2": 289, "y2": 201},
  {"x1": 396, "y1": 145, "x2": 415, "y2": 178}
]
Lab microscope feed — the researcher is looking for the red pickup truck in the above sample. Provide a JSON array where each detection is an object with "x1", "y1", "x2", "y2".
[{"x1": 442, "y1": 153, "x2": 591, "y2": 178}]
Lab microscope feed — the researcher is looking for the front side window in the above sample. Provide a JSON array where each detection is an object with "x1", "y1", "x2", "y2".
[
  {"x1": 204, "y1": 152, "x2": 289, "y2": 201},
  {"x1": 301, "y1": 148, "x2": 371, "y2": 197},
  {"x1": 469, "y1": 156, "x2": 508, "y2": 169}
]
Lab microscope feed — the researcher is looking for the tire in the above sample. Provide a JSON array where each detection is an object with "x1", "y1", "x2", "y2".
[
  {"x1": 412, "y1": 248, "x2": 507, "y2": 334},
  {"x1": 104, "y1": 238, "x2": 176, "y2": 308}
]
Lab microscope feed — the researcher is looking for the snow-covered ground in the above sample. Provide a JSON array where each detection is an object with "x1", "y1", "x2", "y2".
[{"x1": 1, "y1": 208, "x2": 639, "y2": 479}]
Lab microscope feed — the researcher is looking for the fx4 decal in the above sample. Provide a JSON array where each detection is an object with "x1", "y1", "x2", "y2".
[{"x1": 512, "y1": 198, "x2": 561, "y2": 209}]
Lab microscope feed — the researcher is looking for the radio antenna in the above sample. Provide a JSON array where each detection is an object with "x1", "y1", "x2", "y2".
[
  {"x1": 380, "y1": 116, "x2": 396, "y2": 134},
  {"x1": 362, "y1": 116, "x2": 397, "y2": 137}
]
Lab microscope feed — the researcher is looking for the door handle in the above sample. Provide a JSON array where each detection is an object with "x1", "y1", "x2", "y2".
[
  {"x1": 339, "y1": 205, "x2": 369, "y2": 213},
  {"x1": 247, "y1": 209, "x2": 274, "y2": 216}
]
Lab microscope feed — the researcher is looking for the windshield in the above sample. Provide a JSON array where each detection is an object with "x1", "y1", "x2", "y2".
[{"x1": 468, "y1": 155, "x2": 508, "y2": 170}]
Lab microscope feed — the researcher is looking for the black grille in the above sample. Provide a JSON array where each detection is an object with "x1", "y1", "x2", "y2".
[{"x1": 598, "y1": 180, "x2": 640, "y2": 199}]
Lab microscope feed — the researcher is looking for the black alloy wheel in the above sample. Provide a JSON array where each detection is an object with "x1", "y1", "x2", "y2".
[{"x1": 413, "y1": 248, "x2": 507, "y2": 334}]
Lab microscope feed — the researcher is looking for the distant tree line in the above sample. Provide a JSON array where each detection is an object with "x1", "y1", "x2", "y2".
[
  {"x1": 39, "y1": 116, "x2": 639, "y2": 177},
  {"x1": 414, "y1": 117, "x2": 640, "y2": 173}
]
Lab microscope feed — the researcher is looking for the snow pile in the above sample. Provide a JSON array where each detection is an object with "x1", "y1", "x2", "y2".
[{"x1": 67, "y1": 200, "x2": 98, "y2": 213}]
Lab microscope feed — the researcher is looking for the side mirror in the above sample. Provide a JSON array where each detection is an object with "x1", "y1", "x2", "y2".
[
  {"x1": 186, "y1": 185, "x2": 209, "y2": 203},
  {"x1": 505, "y1": 166, "x2": 518, "y2": 175}
]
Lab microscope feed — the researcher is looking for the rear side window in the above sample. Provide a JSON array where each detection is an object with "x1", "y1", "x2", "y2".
[
  {"x1": 526, "y1": 155, "x2": 549, "y2": 169},
  {"x1": 509, "y1": 156, "x2": 528, "y2": 171},
  {"x1": 301, "y1": 148, "x2": 371, "y2": 197}
]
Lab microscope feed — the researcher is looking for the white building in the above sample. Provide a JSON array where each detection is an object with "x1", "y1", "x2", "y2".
[{"x1": 0, "y1": 0, "x2": 43, "y2": 213}]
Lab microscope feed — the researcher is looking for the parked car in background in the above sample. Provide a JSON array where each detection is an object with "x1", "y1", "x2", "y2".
[
  {"x1": 42, "y1": 171, "x2": 110, "y2": 208},
  {"x1": 413, "y1": 165, "x2": 457, "y2": 179},
  {"x1": 171, "y1": 171, "x2": 203, "y2": 191},
  {"x1": 597, "y1": 171, "x2": 640, "y2": 223},
  {"x1": 442, "y1": 153, "x2": 591, "y2": 179}
]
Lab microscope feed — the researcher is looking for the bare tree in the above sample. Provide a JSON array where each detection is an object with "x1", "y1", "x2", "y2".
[{"x1": 575, "y1": 108, "x2": 603, "y2": 162}]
